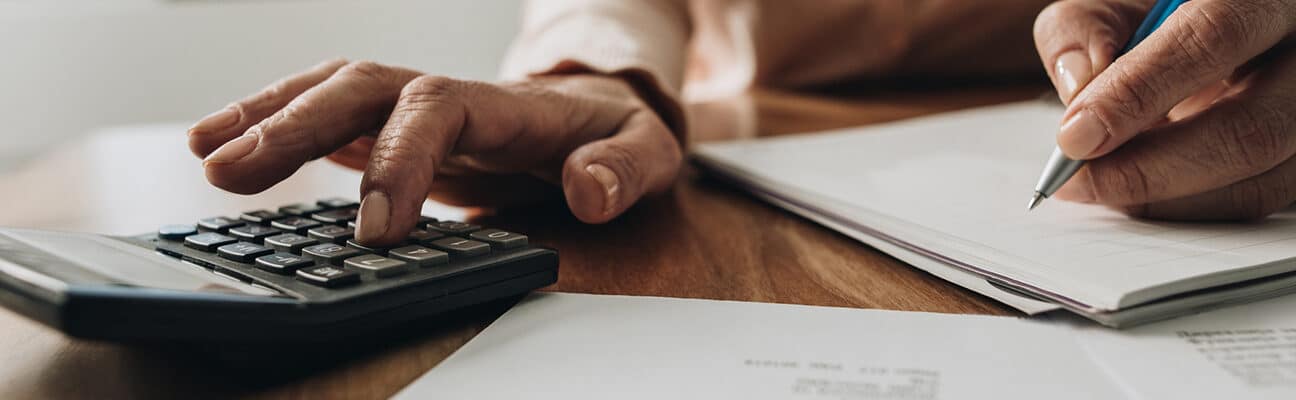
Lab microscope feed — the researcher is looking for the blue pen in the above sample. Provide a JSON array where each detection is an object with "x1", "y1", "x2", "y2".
[{"x1": 1028, "y1": 0, "x2": 1188, "y2": 211}]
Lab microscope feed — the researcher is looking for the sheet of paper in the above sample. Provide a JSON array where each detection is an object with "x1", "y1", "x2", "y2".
[
  {"x1": 694, "y1": 102, "x2": 1296, "y2": 311},
  {"x1": 746, "y1": 182, "x2": 1060, "y2": 314},
  {"x1": 1069, "y1": 292, "x2": 1296, "y2": 399},
  {"x1": 396, "y1": 293, "x2": 1120, "y2": 400}
]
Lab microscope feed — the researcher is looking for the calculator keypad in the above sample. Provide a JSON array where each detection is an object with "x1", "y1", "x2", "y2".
[
  {"x1": 296, "y1": 265, "x2": 360, "y2": 287},
  {"x1": 157, "y1": 199, "x2": 538, "y2": 289},
  {"x1": 264, "y1": 233, "x2": 318, "y2": 253}
]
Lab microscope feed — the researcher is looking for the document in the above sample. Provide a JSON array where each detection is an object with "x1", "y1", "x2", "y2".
[
  {"x1": 396, "y1": 293, "x2": 1121, "y2": 400},
  {"x1": 397, "y1": 293, "x2": 1296, "y2": 399},
  {"x1": 693, "y1": 101, "x2": 1296, "y2": 325},
  {"x1": 1068, "y1": 292, "x2": 1296, "y2": 400}
]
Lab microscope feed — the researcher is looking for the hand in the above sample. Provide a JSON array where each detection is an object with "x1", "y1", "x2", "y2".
[
  {"x1": 1034, "y1": 0, "x2": 1296, "y2": 220},
  {"x1": 187, "y1": 60, "x2": 682, "y2": 245}
]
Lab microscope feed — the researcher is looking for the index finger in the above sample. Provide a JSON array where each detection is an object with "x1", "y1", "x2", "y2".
[{"x1": 1058, "y1": 0, "x2": 1296, "y2": 160}]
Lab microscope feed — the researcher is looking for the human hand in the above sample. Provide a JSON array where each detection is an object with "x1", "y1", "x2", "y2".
[
  {"x1": 187, "y1": 60, "x2": 682, "y2": 245},
  {"x1": 1034, "y1": 0, "x2": 1296, "y2": 220}
]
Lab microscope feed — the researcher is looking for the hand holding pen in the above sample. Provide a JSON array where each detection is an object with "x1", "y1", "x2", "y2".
[{"x1": 1029, "y1": 0, "x2": 1296, "y2": 221}]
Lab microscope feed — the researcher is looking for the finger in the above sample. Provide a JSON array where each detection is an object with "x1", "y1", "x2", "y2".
[
  {"x1": 188, "y1": 59, "x2": 348, "y2": 158},
  {"x1": 1056, "y1": 47, "x2": 1296, "y2": 206},
  {"x1": 354, "y1": 76, "x2": 641, "y2": 244},
  {"x1": 1034, "y1": 0, "x2": 1151, "y2": 104},
  {"x1": 562, "y1": 110, "x2": 682, "y2": 223},
  {"x1": 202, "y1": 61, "x2": 422, "y2": 194},
  {"x1": 1127, "y1": 155, "x2": 1296, "y2": 221},
  {"x1": 353, "y1": 76, "x2": 485, "y2": 245},
  {"x1": 1059, "y1": 0, "x2": 1296, "y2": 160}
]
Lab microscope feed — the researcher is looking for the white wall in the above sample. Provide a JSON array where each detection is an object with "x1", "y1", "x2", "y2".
[{"x1": 0, "y1": 0, "x2": 522, "y2": 167}]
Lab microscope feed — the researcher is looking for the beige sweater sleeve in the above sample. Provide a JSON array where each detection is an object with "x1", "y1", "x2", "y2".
[{"x1": 499, "y1": 0, "x2": 692, "y2": 139}]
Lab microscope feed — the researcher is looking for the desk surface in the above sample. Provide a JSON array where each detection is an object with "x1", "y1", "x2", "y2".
[{"x1": 0, "y1": 85, "x2": 1043, "y2": 399}]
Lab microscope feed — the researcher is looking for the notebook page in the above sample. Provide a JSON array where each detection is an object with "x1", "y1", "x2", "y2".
[{"x1": 696, "y1": 102, "x2": 1296, "y2": 310}]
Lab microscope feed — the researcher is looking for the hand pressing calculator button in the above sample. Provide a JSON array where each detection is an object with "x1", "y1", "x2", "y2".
[
  {"x1": 296, "y1": 265, "x2": 360, "y2": 287},
  {"x1": 4, "y1": 197, "x2": 558, "y2": 344}
]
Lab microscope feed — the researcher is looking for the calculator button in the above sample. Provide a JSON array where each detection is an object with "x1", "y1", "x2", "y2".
[
  {"x1": 255, "y1": 252, "x2": 315, "y2": 274},
  {"x1": 307, "y1": 225, "x2": 355, "y2": 243},
  {"x1": 217, "y1": 242, "x2": 274, "y2": 263},
  {"x1": 406, "y1": 229, "x2": 445, "y2": 244},
  {"x1": 428, "y1": 237, "x2": 491, "y2": 258},
  {"x1": 279, "y1": 203, "x2": 325, "y2": 216},
  {"x1": 389, "y1": 245, "x2": 449, "y2": 267},
  {"x1": 316, "y1": 198, "x2": 358, "y2": 209},
  {"x1": 228, "y1": 225, "x2": 282, "y2": 243},
  {"x1": 184, "y1": 232, "x2": 237, "y2": 252},
  {"x1": 270, "y1": 217, "x2": 323, "y2": 234},
  {"x1": 157, "y1": 224, "x2": 197, "y2": 241},
  {"x1": 197, "y1": 216, "x2": 244, "y2": 233},
  {"x1": 345, "y1": 239, "x2": 390, "y2": 255},
  {"x1": 264, "y1": 233, "x2": 319, "y2": 253},
  {"x1": 303, "y1": 243, "x2": 363, "y2": 265},
  {"x1": 468, "y1": 229, "x2": 528, "y2": 250},
  {"x1": 311, "y1": 208, "x2": 359, "y2": 224},
  {"x1": 419, "y1": 216, "x2": 438, "y2": 227},
  {"x1": 426, "y1": 221, "x2": 480, "y2": 235},
  {"x1": 344, "y1": 255, "x2": 410, "y2": 278},
  {"x1": 296, "y1": 265, "x2": 360, "y2": 288},
  {"x1": 239, "y1": 210, "x2": 284, "y2": 225}
]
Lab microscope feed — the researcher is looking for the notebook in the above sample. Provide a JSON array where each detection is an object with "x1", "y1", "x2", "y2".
[{"x1": 693, "y1": 100, "x2": 1296, "y2": 327}]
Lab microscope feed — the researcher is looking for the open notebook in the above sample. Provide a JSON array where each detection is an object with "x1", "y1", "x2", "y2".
[{"x1": 694, "y1": 101, "x2": 1296, "y2": 327}]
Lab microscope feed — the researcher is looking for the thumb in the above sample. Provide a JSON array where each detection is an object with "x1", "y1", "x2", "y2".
[
  {"x1": 562, "y1": 110, "x2": 682, "y2": 223},
  {"x1": 1034, "y1": 0, "x2": 1150, "y2": 104}
]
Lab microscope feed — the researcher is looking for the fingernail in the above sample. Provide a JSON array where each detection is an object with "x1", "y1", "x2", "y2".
[
  {"x1": 189, "y1": 108, "x2": 240, "y2": 135},
  {"x1": 355, "y1": 191, "x2": 391, "y2": 242},
  {"x1": 1054, "y1": 51, "x2": 1093, "y2": 104},
  {"x1": 202, "y1": 133, "x2": 258, "y2": 165},
  {"x1": 585, "y1": 164, "x2": 620, "y2": 216},
  {"x1": 1057, "y1": 110, "x2": 1108, "y2": 159}
]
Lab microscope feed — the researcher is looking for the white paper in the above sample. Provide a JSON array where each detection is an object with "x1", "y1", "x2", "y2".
[
  {"x1": 399, "y1": 293, "x2": 1296, "y2": 400},
  {"x1": 1070, "y1": 293, "x2": 1296, "y2": 399},
  {"x1": 397, "y1": 293, "x2": 1120, "y2": 400},
  {"x1": 694, "y1": 102, "x2": 1296, "y2": 311}
]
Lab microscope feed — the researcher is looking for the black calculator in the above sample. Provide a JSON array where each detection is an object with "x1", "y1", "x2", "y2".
[{"x1": 0, "y1": 198, "x2": 558, "y2": 343}]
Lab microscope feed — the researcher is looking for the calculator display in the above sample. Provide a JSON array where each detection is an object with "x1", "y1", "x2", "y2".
[{"x1": 0, "y1": 228, "x2": 269, "y2": 296}]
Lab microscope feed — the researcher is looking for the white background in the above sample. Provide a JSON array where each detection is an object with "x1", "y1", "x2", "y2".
[{"x1": 0, "y1": 0, "x2": 522, "y2": 168}]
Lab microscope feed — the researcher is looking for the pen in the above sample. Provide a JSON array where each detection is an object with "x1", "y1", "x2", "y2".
[{"x1": 1027, "y1": 0, "x2": 1189, "y2": 211}]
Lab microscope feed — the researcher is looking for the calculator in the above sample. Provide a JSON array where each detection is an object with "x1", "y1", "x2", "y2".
[{"x1": 0, "y1": 198, "x2": 558, "y2": 343}]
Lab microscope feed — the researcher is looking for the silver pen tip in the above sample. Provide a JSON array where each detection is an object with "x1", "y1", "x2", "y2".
[{"x1": 1027, "y1": 192, "x2": 1045, "y2": 211}]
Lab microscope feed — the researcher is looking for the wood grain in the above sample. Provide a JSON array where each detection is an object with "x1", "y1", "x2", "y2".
[{"x1": 0, "y1": 84, "x2": 1046, "y2": 399}]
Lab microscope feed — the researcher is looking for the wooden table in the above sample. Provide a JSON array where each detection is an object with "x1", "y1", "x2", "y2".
[{"x1": 0, "y1": 84, "x2": 1044, "y2": 399}]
